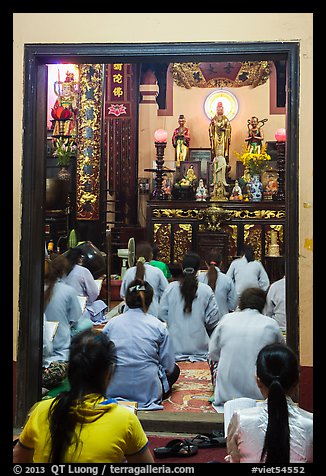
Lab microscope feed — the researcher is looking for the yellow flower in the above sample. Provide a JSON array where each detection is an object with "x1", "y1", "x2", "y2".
[{"x1": 235, "y1": 144, "x2": 271, "y2": 175}]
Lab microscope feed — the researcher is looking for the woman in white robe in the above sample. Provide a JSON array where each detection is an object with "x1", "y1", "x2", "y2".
[
  {"x1": 63, "y1": 247, "x2": 107, "y2": 324},
  {"x1": 158, "y1": 252, "x2": 220, "y2": 362},
  {"x1": 103, "y1": 279, "x2": 179, "y2": 410},
  {"x1": 120, "y1": 241, "x2": 168, "y2": 317},
  {"x1": 43, "y1": 256, "x2": 87, "y2": 390},
  {"x1": 226, "y1": 343, "x2": 313, "y2": 463},
  {"x1": 208, "y1": 287, "x2": 284, "y2": 406},
  {"x1": 226, "y1": 244, "x2": 270, "y2": 303}
]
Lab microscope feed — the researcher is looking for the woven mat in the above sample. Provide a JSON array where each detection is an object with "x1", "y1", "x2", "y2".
[{"x1": 163, "y1": 361, "x2": 215, "y2": 413}]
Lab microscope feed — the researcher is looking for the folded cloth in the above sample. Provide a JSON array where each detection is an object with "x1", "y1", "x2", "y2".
[{"x1": 87, "y1": 300, "x2": 108, "y2": 323}]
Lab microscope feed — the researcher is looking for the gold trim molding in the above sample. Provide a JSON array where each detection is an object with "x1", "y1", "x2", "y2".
[
  {"x1": 152, "y1": 208, "x2": 285, "y2": 220},
  {"x1": 172, "y1": 61, "x2": 272, "y2": 89}
]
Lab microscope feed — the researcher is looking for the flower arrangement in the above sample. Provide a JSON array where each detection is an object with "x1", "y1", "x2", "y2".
[
  {"x1": 52, "y1": 137, "x2": 77, "y2": 167},
  {"x1": 235, "y1": 144, "x2": 271, "y2": 176}
]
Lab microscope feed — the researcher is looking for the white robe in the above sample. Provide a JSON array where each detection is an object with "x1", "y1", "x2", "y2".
[
  {"x1": 226, "y1": 256, "x2": 270, "y2": 301},
  {"x1": 227, "y1": 397, "x2": 313, "y2": 463},
  {"x1": 264, "y1": 276, "x2": 286, "y2": 331},
  {"x1": 158, "y1": 280, "x2": 220, "y2": 361},
  {"x1": 120, "y1": 262, "x2": 169, "y2": 317},
  {"x1": 208, "y1": 308, "x2": 285, "y2": 405}
]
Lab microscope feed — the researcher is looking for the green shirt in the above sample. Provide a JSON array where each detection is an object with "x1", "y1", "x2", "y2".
[{"x1": 149, "y1": 260, "x2": 172, "y2": 279}]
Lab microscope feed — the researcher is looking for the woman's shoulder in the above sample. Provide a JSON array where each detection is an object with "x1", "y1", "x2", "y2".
[{"x1": 198, "y1": 281, "x2": 214, "y2": 294}]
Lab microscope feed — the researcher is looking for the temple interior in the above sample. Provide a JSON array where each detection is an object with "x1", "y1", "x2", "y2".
[{"x1": 13, "y1": 14, "x2": 313, "y2": 448}]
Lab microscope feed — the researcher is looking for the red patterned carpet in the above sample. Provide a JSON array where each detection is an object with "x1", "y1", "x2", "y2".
[{"x1": 163, "y1": 361, "x2": 215, "y2": 413}]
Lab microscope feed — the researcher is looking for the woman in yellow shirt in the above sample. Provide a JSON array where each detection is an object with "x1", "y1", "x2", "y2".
[{"x1": 13, "y1": 329, "x2": 154, "y2": 463}]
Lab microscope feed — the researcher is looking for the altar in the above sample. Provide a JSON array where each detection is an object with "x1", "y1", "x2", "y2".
[{"x1": 146, "y1": 200, "x2": 285, "y2": 276}]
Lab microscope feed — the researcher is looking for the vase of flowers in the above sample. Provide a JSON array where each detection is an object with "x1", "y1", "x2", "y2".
[
  {"x1": 52, "y1": 137, "x2": 77, "y2": 181},
  {"x1": 235, "y1": 144, "x2": 271, "y2": 202}
]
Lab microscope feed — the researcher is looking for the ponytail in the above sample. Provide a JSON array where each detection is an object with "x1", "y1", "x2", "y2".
[
  {"x1": 180, "y1": 252, "x2": 201, "y2": 313},
  {"x1": 205, "y1": 250, "x2": 222, "y2": 291},
  {"x1": 180, "y1": 267, "x2": 198, "y2": 313},
  {"x1": 256, "y1": 343, "x2": 299, "y2": 465},
  {"x1": 206, "y1": 261, "x2": 219, "y2": 291},
  {"x1": 135, "y1": 257, "x2": 146, "y2": 281},
  {"x1": 261, "y1": 379, "x2": 290, "y2": 464},
  {"x1": 134, "y1": 241, "x2": 153, "y2": 282}
]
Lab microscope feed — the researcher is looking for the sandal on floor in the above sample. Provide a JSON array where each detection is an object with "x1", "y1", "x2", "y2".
[
  {"x1": 153, "y1": 438, "x2": 198, "y2": 458},
  {"x1": 187, "y1": 433, "x2": 226, "y2": 448}
]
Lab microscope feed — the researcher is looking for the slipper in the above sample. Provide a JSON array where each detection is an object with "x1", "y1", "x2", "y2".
[
  {"x1": 188, "y1": 432, "x2": 226, "y2": 448},
  {"x1": 153, "y1": 438, "x2": 198, "y2": 458}
]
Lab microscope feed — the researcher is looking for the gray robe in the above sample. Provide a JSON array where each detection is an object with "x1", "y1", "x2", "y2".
[
  {"x1": 158, "y1": 280, "x2": 220, "y2": 361},
  {"x1": 208, "y1": 308, "x2": 285, "y2": 405}
]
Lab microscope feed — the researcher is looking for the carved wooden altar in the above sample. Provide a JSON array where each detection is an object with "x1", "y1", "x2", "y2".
[{"x1": 146, "y1": 200, "x2": 285, "y2": 275}]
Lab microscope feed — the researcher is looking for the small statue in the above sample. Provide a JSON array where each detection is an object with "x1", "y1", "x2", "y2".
[
  {"x1": 230, "y1": 180, "x2": 243, "y2": 201},
  {"x1": 185, "y1": 164, "x2": 197, "y2": 185},
  {"x1": 161, "y1": 173, "x2": 171, "y2": 196},
  {"x1": 196, "y1": 178, "x2": 208, "y2": 201},
  {"x1": 238, "y1": 167, "x2": 251, "y2": 201},
  {"x1": 245, "y1": 116, "x2": 267, "y2": 154},
  {"x1": 211, "y1": 147, "x2": 228, "y2": 200},
  {"x1": 172, "y1": 114, "x2": 190, "y2": 167},
  {"x1": 209, "y1": 102, "x2": 231, "y2": 163},
  {"x1": 51, "y1": 71, "x2": 78, "y2": 137},
  {"x1": 211, "y1": 180, "x2": 228, "y2": 201}
]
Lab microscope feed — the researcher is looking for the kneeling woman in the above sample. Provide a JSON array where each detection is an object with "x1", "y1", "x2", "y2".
[{"x1": 103, "y1": 279, "x2": 180, "y2": 410}]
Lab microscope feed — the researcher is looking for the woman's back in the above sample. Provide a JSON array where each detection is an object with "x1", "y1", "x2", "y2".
[
  {"x1": 63, "y1": 264, "x2": 99, "y2": 303},
  {"x1": 158, "y1": 280, "x2": 219, "y2": 361},
  {"x1": 198, "y1": 268, "x2": 237, "y2": 317},
  {"x1": 44, "y1": 281, "x2": 82, "y2": 363},
  {"x1": 103, "y1": 308, "x2": 175, "y2": 410},
  {"x1": 226, "y1": 256, "x2": 270, "y2": 299},
  {"x1": 18, "y1": 394, "x2": 149, "y2": 463},
  {"x1": 120, "y1": 264, "x2": 168, "y2": 316},
  {"x1": 227, "y1": 399, "x2": 313, "y2": 463}
]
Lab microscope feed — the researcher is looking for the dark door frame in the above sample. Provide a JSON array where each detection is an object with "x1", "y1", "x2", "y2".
[{"x1": 15, "y1": 41, "x2": 299, "y2": 426}]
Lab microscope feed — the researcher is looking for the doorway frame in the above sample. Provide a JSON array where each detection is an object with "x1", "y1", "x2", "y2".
[{"x1": 15, "y1": 41, "x2": 299, "y2": 426}]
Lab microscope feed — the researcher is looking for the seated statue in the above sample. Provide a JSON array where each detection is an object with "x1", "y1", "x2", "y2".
[
  {"x1": 196, "y1": 179, "x2": 208, "y2": 201},
  {"x1": 230, "y1": 180, "x2": 243, "y2": 200}
]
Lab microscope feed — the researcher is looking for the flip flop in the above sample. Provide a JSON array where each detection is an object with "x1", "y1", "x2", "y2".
[
  {"x1": 153, "y1": 438, "x2": 198, "y2": 458},
  {"x1": 187, "y1": 432, "x2": 226, "y2": 448}
]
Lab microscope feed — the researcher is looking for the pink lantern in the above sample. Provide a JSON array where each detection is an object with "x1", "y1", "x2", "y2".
[
  {"x1": 154, "y1": 129, "x2": 168, "y2": 143},
  {"x1": 275, "y1": 128, "x2": 286, "y2": 142}
]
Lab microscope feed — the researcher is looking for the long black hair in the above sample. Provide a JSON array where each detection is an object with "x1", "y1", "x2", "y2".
[
  {"x1": 180, "y1": 252, "x2": 201, "y2": 313},
  {"x1": 48, "y1": 329, "x2": 116, "y2": 462},
  {"x1": 256, "y1": 343, "x2": 299, "y2": 464},
  {"x1": 134, "y1": 241, "x2": 153, "y2": 281}
]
